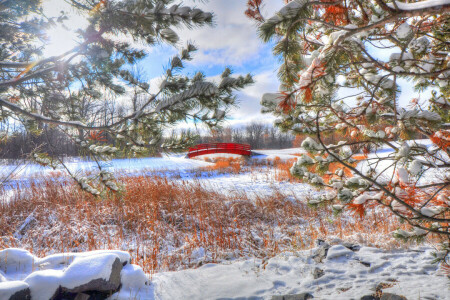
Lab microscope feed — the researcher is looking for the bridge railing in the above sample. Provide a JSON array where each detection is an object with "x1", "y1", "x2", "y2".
[{"x1": 187, "y1": 143, "x2": 251, "y2": 158}]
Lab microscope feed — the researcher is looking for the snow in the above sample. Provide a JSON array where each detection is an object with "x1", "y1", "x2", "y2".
[
  {"x1": 24, "y1": 269, "x2": 63, "y2": 300},
  {"x1": 0, "y1": 248, "x2": 35, "y2": 274},
  {"x1": 1, "y1": 249, "x2": 142, "y2": 300},
  {"x1": 60, "y1": 254, "x2": 118, "y2": 289},
  {"x1": 388, "y1": 0, "x2": 450, "y2": 11},
  {"x1": 110, "y1": 263, "x2": 149, "y2": 298},
  {"x1": 120, "y1": 264, "x2": 147, "y2": 290},
  {"x1": 0, "y1": 155, "x2": 212, "y2": 183},
  {"x1": 144, "y1": 246, "x2": 447, "y2": 299},
  {"x1": 0, "y1": 281, "x2": 29, "y2": 298},
  {"x1": 36, "y1": 250, "x2": 130, "y2": 271},
  {"x1": 395, "y1": 22, "x2": 411, "y2": 39},
  {"x1": 325, "y1": 245, "x2": 353, "y2": 260},
  {"x1": 1, "y1": 143, "x2": 448, "y2": 299}
]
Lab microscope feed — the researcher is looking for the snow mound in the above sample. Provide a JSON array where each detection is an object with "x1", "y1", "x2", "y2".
[
  {"x1": 0, "y1": 281, "x2": 29, "y2": 299},
  {"x1": 0, "y1": 249, "x2": 145, "y2": 300}
]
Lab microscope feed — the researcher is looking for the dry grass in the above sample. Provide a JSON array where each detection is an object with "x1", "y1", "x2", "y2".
[
  {"x1": 0, "y1": 170, "x2": 415, "y2": 275},
  {"x1": 203, "y1": 157, "x2": 244, "y2": 174}
]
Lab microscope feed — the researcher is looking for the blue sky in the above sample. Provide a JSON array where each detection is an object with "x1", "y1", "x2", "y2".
[
  {"x1": 43, "y1": 0, "x2": 429, "y2": 129},
  {"x1": 43, "y1": 0, "x2": 284, "y2": 127}
]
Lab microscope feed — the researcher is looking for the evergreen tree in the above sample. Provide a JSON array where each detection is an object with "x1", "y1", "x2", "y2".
[
  {"x1": 250, "y1": 0, "x2": 449, "y2": 264},
  {"x1": 0, "y1": 0, "x2": 253, "y2": 193}
]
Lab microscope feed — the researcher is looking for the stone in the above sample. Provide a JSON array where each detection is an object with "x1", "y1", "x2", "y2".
[
  {"x1": 74, "y1": 293, "x2": 91, "y2": 300},
  {"x1": 342, "y1": 242, "x2": 361, "y2": 251},
  {"x1": 61, "y1": 256, "x2": 123, "y2": 294},
  {"x1": 271, "y1": 292, "x2": 314, "y2": 300},
  {"x1": 380, "y1": 293, "x2": 407, "y2": 300},
  {"x1": 312, "y1": 242, "x2": 330, "y2": 263},
  {"x1": 358, "y1": 260, "x2": 371, "y2": 267},
  {"x1": 24, "y1": 269, "x2": 63, "y2": 300},
  {"x1": 312, "y1": 267, "x2": 324, "y2": 279},
  {"x1": 360, "y1": 296, "x2": 377, "y2": 300},
  {"x1": 326, "y1": 245, "x2": 354, "y2": 260},
  {"x1": 7, "y1": 288, "x2": 31, "y2": 300},
  {"x1": 0, "y1": 281, "x2": 31, "y2": 300}
]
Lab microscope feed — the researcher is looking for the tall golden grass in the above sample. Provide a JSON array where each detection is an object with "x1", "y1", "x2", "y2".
[{"x1": 0, "y1": 169, "x2": 412, "y2": 275}]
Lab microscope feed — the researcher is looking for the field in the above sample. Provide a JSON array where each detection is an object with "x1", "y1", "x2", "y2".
[{"x1": 0, "y1": 148, "x2": 448, "y2": 299}]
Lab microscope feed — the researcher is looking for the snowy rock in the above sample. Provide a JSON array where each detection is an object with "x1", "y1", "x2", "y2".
[
  {"x1": 24, "y1": 269, "x2": 63, "y2": 300},
  {"x1": 60, "y1": 254, "x2": 123, "y2": 294},
  {"x1": 0, "y1": 281, "x2": 31, "y2": 300},
  {"x1": 311, "y1": 242, "x2": 330, "y2": 263},
  {"x1": 380, "y1": 293, "x2": 407, "y2": 300},
  {"x1": 326, "y1": 245, "x2": 354, "y2": 260},
  {"x1": 342, "y1": 242, "x2": 361, "y2": 252},
  {"x1": 271, "y1": 292, "x2": 314, "y2": 300},
  {"x1": 73, "y1": 293, "x2": 90, "y2": 300},
  {"x1": 360, "y1": 296, "x2": 377, "y2": 300},
  {"x1": 312, "y1": 267, "x2": 324, "y2": 279}
]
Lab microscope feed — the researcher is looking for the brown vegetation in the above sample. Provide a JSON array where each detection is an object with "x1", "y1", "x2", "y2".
[{"x1": 0, "y1": 169, "x2": 413, "y2": 275}]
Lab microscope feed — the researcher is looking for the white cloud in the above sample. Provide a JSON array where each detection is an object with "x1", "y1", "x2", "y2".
[
  {"x1": 228, "y1": 70, "x2": 279, "y2": 122},
  {"x1": 177, "y1": 0, "x2": 283, "y2": 66}
]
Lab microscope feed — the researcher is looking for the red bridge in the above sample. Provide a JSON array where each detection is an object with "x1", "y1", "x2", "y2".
[{"x1": 187, "y1": 143, "x2": 252, "y2": 158}]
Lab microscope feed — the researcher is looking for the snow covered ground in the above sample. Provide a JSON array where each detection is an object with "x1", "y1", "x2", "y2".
[
  {"x1": 2, "y1": 244, "x2": 446, "y2": 300},
  {"x1": 0, "y1": 145, "x2": 448, "y2": 299},
  {"x1": 143, "y1": 245, "x2": 448, "y2": 300}
]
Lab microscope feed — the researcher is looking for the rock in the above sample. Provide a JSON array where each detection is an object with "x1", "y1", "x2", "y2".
[
  {"x1": 74, "y1": 294, "x2": 90, "y2": 300},
  {"x1": 315, "y1": 239, "x2": 326, "y2": 246},
  {"x1": 326, "y1": 245, "x2": 354, "y2": 260},
  {"x1": 312, "y1": 242, "x2": 330, "y2": 263},
  {"x1": 0, "y1": 281, "x2": 31, "y2": 300},
  {"x1": 272, "y1": 293, "x2": 314, "y2": 300},
  {"x1": 360, "y1": 296, "x2": 377, "y2": 300},
  {"x1": 342, "y1": 242, "x2": 361, "y2": 251},
  {"x1": 380, "y1": 293, "x2": 407, "y2": 300},
  {"x1": 312, "y1": 267, "x2": 324, "y2": 279},
  {"x1": 24, "y1": 269, "x2": 63, "y2": 300},
  {"x1": 61, "y1": 254, "x2": 123, "y2": 294},
  {"x1": 358, "y1": 260, "x2": 371, "y2": 267}
]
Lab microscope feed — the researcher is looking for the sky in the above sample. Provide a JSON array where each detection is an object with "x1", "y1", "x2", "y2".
[
  {"x1": 42, "y1": 0, "x2": 285, "y2": 128},
  {"x1": 42, "y1": 0, "x2": 430, "y2": 129}
]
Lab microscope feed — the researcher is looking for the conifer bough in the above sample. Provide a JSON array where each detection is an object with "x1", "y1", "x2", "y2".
[
  {"x1": 0, "y1": 0, "x2": 253, "y2": 194},
  {"x1": 250, "y1": 0, "x2": 450, "y2": 265}
]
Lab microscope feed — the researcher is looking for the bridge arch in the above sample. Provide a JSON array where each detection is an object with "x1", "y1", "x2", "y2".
[{"x1": 187, "y1": 143, "x2": 251, "y2": 158}]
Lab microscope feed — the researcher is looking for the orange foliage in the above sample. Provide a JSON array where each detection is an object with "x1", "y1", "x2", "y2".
[
  {"x1": 322, "y1": 3, "x2": 348, "y2": 26},
  {"x1": 245, "y1": 0, "x2": 264, "y2": 22},
  {"x1": 346, "y1": 203, "x2": 365, "y2": 219},
  {"x1": 204, "y1": 157, "x2": 243, "y2": 174},
  {"x1": 278, "y1": 92, "x2": 296, "y2": 113},
  {"x1": 87, "y1": 130, "x2": 107, "y2": 142},
  {"x1": 430, "y1": 130, "x2": 450, "y2": 151},
  {"x1": 292, "y1": 135, "x2": 305, "y2": 147}
]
